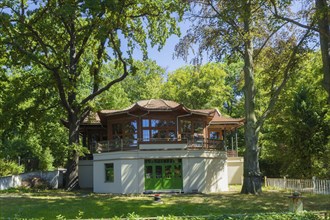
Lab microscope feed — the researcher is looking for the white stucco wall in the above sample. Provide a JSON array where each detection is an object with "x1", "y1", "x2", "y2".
[
  {"x1": 227, "y1": 157, "x2": 244, "y2": 185},
  {"x1": 92, "y1": 150, "x2": 228, "y2": 194},
  {"x1": 205, "y1": 158, "x2": 228, "y2": 192},
  {"x1": 183, "y1": 158, "x2": 206, "y2": 193},
  {"x1": 78, "y1": 160, "x2": 93, "y2": 188},
  {"x1": 183, "y1": 154, "x2": 228, "y2": 193},
  {"x1": 120, "y1": 160, "x2": 144, "y2": 194}
]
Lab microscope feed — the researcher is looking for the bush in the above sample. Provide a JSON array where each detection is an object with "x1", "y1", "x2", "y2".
[
  {"x1": 0, "y1": 159, "x2": 24, "y2": 176},
  {"x1": 38, "y1": 147, "x2": 54, "y2": 171},
  {"x1": 210, "y1": 212, "x2": 322, "y2": 220},
  {"x1": 22, "y1": 177, "x2": 50, "y2": 190},
  {"x1": 94, "y1": 212, "x2": 324, "y2": 220}
]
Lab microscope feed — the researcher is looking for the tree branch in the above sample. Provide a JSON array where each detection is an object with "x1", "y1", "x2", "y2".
[
  {"x1": 207, "y1": 0, "x2": 241, "y2": 34},
  {"x1": 269, "y1": 0, "x2": 319, "y2": 33},
  {"x1": 52, "y1": 68, "x2": 72, "y2": 114},
  {"x1": 74, "y1": 12, "x2": 105, "y2": 64},
  {"x1": 256, "y1": 28, "x2": 313, "y2": 132},
  {"x1": 254, "y1": 21, "x2": 288, "y2": 60},
  {"x1": 92, "y1": 38, "x2": 107, "y2": 94},
  {"x1": 80, "y1": 31, "x2": 129, "y2": 106}
]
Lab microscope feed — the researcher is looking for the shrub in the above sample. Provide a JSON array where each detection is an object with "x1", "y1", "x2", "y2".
[
  {"x1": 22, "y1": 177, "x2": 50, "y2": 190},
  {"x1": 210, "y1": 211, "x2": 322, "y2": 220},
  {"x1": 0, "y1": 159, "x2": 24, "y2": 176},
  {"x1": 38, "y1": 147, "x2": 54, "y2": 171}
]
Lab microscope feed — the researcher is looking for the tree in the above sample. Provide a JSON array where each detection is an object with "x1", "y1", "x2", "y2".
[
  {"x1": 270, "y1": 0, "x2": 330, "y2": 103},
  {"x1": 118, "y1": 60, "x2": 166, "y2": 103},
  {"x1": 161, "y1": 63, "x2": 232, "y2": 110},
  {"x1": 260, "y1": 52, "x2": 330, "y2": 179},
  {"x1": 95, "y1": 59, "x2": 166, "y2": 109},
  {"x1": 0, "y1": 66, "x2": 67, "y2": 171},
  {"x1": 0, "y1": 0, "x2": 186, "y2": 189},
  {"x1": 176, "y1": 0, "x2": 312, "y2": 194}
]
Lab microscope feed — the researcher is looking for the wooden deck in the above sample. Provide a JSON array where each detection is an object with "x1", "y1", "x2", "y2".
[{"x1": 94, "y1": 138, "x2": 238, "y2": 157}]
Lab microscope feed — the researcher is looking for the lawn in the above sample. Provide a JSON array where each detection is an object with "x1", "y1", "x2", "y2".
[{"x1": 0, "y1": 187, "x2": 329, "y2": 219}]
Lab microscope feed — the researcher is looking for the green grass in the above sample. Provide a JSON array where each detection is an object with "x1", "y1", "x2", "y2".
[{"x1": 0, "y1": 187, "x2": 329, "y2": 219}]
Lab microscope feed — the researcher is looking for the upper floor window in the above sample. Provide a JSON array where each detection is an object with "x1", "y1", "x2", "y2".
[
  {"x1": 180, "y1": 120, "x2": 205, "y2": 140},
  {"x1": 210, "y1": 131, "x2": 220, "y2": 140},
  {"x1": 142, "y1": 118, "x2": 176, "y2": 142},
  {"x1": 111, "y1": 120, "x2": 138, "y2": 144}
]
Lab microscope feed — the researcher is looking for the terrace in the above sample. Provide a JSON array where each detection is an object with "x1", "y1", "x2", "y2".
[
  {"x1": 94, "y1": 137, "x2": 238, "y2": 157},
  {"x1": 81, "y1": 100, "x2": 243, "y2": 158}
]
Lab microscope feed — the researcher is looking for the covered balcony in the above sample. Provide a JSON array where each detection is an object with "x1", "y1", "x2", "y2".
[
  {"x1": 93, "y1": 137, "x2": 239, "y2": 156},
  {"x1": 81, "y1": 99, "x2": 243, "y2": 158}
]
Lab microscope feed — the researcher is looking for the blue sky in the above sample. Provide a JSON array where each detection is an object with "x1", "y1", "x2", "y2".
[
  {"x1": 132, "y1": 20, "x2": 193, "y2": 73},
  {"x1": 146, "y1": 34, "x2": 187, "y2": 73}
]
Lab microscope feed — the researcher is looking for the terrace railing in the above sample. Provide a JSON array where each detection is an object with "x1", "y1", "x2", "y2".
[{"x1": 95, "y1": 138, "x2": 226, "y2": 153}]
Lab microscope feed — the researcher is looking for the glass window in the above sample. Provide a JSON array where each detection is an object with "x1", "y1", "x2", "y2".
[
  {"x1": 160, "y1": 130, "x2": 166, "y2": 138},
  {"x1": 193, "y1": 122, "x2": 204, "y2": 134},
  {"x1": 143, "y1": 129, "x2": 150, "y2": 141},
  {"x1": 111, "y1": 120, "x2": 137, "y2": 142},
  {"x1": 174, "y1": 164, "x2": 182, "y2": 178},
  {"x1": 151, "y1": 119, "x2": 160, "y2": 127},
  {"x1": 112, "y1": 123, "x2": 122, "y2": 137},
  {"x1": 125, "y1": 121, "x2": 137, "y2": 133},
  {"x1": 169, "y1": 130, "x2": 176, "y2": 140},
  {"x1": 167, "y1": 120, "x2": 176, "y2": 126},
  {"x1": 145, "y1": 166, "x2": 153, "y2": 179},
  {"x1": 152, "y1": 130, "x2": 159, "y2": 138},
  {"x1": 156, "y1": 165, "x2": 162, "y2": 178},
  {"x1": 210, "y1": 131, "x2": 220, "y2": 140},
  {"x1": 165, "y1": 165, "x2": 172, "y2": 178},
  {"x1": 105, "y1": 163, "x2": 114, "y2": 182},
  {"x1": 142, "y1": 118, "x2": 177, "y2": 142},
  {"x1": 142, "y1": 119, "x2": 149, "y2": 127},
  {"x1": 181, "y1": 120, "x2": 192, "y2": 133}
]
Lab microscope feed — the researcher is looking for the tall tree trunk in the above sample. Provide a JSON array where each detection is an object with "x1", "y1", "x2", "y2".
[
  {"x1": 65, "y1": 112, "x2": 81, "y2": 190},
  {"x1": 316, "y1": 0, "x2": 330, "y2": 104},
  {"x1": 241, "y1": 0, "x2": 262, "y2": 194}
]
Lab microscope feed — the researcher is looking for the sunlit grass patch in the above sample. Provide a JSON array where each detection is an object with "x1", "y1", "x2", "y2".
[{"x1": 0, "y1": 187, "x2": 329, "y2": 219}]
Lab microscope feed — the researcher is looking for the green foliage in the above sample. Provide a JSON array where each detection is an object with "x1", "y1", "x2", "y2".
[
  {"x1": 0, "y1": 67, "x2": 67, "y2": 171},
  {"x1": 210, "y1": 212, "x2": 323, "y2": 220},
  {"x1": 0, "y1": 0, "x2": 186, "y2": 109},
  {"x1": 120, "y1": 60, "x2": 165, "y2": 102},
  {"x1": 260, "y1": 52, "x2": 330, "y2": 178},
  {"x1": 1, "y1": 189, "x2": 329, "y2": 219},
  {"x1": 162, "y1": 63, "x2": 233, "y2": 111},
  {"x1": 96, "y1": 59, "x2": 165, "y2": 110},
  {"x1": 1, "y1": 0, "x2": 187, "y2": 187},
  {"x1": 38, "y1": 147, "x2": 54, "y2": 171},
  {"x1": 0, "y1": 159, "x2": 24, "y2": 176}
]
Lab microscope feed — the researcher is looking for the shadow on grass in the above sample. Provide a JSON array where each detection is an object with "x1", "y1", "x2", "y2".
[{"x1": 0, "y1": 191, "x2": 329, "y2": 219}]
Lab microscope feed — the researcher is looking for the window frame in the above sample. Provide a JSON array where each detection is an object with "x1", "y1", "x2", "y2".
[
  {"x1": 141, "y1": 117, "x2": 177, "y2": 142},
  {"x1": 105, "y1": 163, "x2": 114, "y2": 183}
]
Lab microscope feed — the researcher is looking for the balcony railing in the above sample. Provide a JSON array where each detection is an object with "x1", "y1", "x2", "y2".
[{"x1": 94, "y1": 138, "x2": 226, "y2": 153}]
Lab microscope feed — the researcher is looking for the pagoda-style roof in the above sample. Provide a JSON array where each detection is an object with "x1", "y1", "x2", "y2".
[
  {"x1": 99, "y1": 99, "x2": 186, "y2": 116},
  {"x1": 81, "y1": 112, "x2": 103, "y2": 127},
  {"x1": 209, "y1": 114, "x2": 245, "y2": 130},
  {"x1": 98, "y1": 99, "x2": 215, "y2": 118},
  {"x1": 82, "y1": 99, "x2": 244, "y2": 129}
]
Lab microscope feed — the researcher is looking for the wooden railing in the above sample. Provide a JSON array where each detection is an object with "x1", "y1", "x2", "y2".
[{"x1": 94, "y1": 138, "x2": 226, "y2": 153}]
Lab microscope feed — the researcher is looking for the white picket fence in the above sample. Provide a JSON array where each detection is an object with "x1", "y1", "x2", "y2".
[{"x1": 265, "y1": 177, "x2": 330, "y2": 194}]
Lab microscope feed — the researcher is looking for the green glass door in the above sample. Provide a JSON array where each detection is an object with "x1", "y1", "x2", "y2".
[{"x1": 145, "y1": 159, "x2": 183, "y2": 190}]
